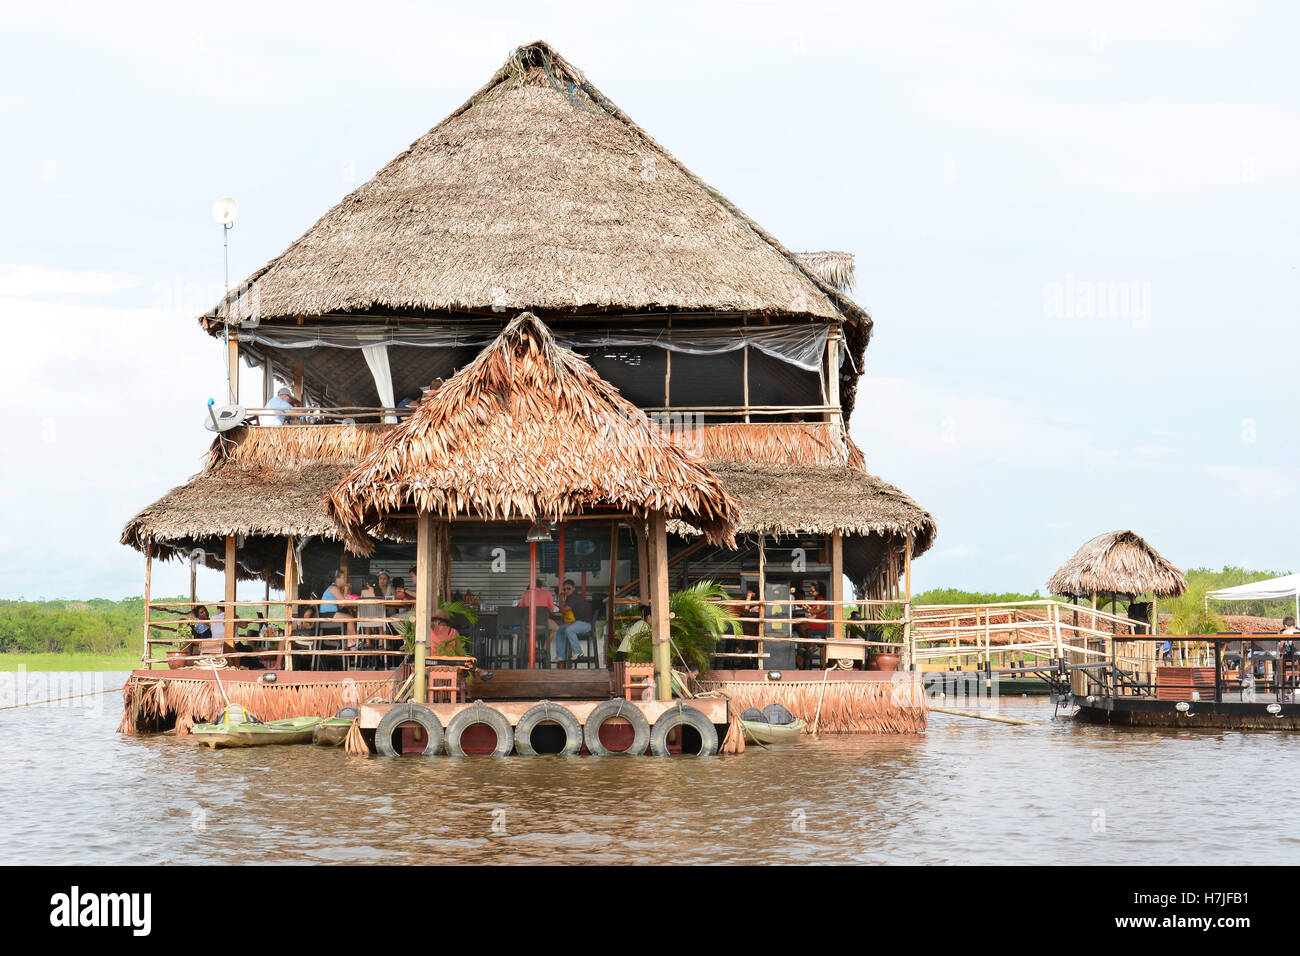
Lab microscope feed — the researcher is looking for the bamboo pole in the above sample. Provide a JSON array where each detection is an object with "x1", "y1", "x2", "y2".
[
  {"x1": 224, "y1": 535, "x2": 237, "y2": 647},
  {"x1": 607, "y1": 519, "x2": 619, "y2": 662},
  {"x1": 903, "y1": 531, "x2": 913, "y2": 670},
  {"x1": 414, "y1": 513, "x2": 435, "y2": 704},
  {"x1": 830, "y1": 531, "x2": 844, "y2": 642},
  {"x1": 227, "y1": 335, "x2": 240, "y2": 405},
  {"x1": 283, "y1": 539, "x2": 297, "y2": 671},
  {"x1": 649, "y1": 511, "x2": 671, "y2": 700},
  {"x1": 742, "y1": 344, "x2": 750, "y2": 424},
  {"x1": 756, "y1": 533, "x2": 766, "y2": 667},
  {"x1": 142, "y1": 545, "x2": 153, "y2": 669}
]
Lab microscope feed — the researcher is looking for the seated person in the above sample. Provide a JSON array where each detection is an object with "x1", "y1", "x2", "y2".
[
  {"x1": 185, "y1": 605, "x2": 213, "y2": 657},
  {"x1": 319, "y1": 569, "x2": 356, "y2": 637},
  {"x1": 517, "y1": 578, "x2": 555, "y2": 612},
  {"x1": 395, "y1": 386, "x2": 425, "y2": 416},
  {"x1": 553, "y1": 578, "x2": 594, "y2": 667}
]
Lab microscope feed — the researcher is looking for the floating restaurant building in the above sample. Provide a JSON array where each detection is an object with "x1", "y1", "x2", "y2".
[{"x1": 119, "y1": 41, "x2": 936, "y2": 751}]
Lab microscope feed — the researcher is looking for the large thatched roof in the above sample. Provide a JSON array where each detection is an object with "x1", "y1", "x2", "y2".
[
  {"x1": 204, "y1": 41, "x2": 866, "y2": 340},
  {"x1": 326, "y1": 312, "x2": 740, "y2": 552},
  {"x1": 1046, "y1": 530, "x2": 1187, "y2": 599}
]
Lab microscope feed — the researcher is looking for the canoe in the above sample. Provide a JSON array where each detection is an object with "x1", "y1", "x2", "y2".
[
  {"x1": 192, "y1": 716, "x2": 323, "y2": 749},
  {"x1": 740, "y1": 717, "x2": 807, "y2": 745},
  {"x1": 312, "y1": 718, "x2": 354, "y2": 747}
]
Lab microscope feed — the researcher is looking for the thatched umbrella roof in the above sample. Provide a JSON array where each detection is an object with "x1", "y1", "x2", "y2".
[
  {"x1": 326, "y1": 312, "x2": 739, "y2": 553},
  {"x1": 1046, "y1": 530, "x2": 1187, "y2": 599}
]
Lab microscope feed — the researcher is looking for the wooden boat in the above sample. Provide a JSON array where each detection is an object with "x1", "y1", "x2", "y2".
[
  {"x1": 312, "y1": 718, "x2": 354, "y2": 747},
  {"x1": 192, "y1": 716, "x2": 323, "y2": 749},
  {"x1": 740, "y1": 717, "x2": 807, "y2": 744}
]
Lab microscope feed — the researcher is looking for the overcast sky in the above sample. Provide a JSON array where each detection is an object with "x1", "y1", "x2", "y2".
[{"x1": 2, "y1": 1, "x2": 1296, "y2": 601}]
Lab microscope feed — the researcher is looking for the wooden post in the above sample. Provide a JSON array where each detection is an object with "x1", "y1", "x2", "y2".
[
  {"x1": 903, "y1": 532, "x2": 913, "y2": 670},
  {"x1": 742, "y1": 344, "x2": 750, "y2": 423},
  {"x1": 414, "y1": 513, "x2": 435, "y2": 704},
  {"x1": 649, "y1": 511, "x2": 671, "y2": 700},
  {"x1": 283, "y1": 539, "x2": 297, "y2": 671},
  {"x1": 826, "y1": 329, "x2": 840, "y2": 427},
  {"x1": 607, "y1": 519, "x2": 620, "y2": 663},
  {"x1": 634, "y1": 523, "x2": 650, "y2": 602},
  {"x1": 227, "y1": 335, "x2": 240, "y2": 405},
  {"x1": 224, "y1": 535, "x2": 237, "y2": 646},
  {"x1": 830, "y1": 532, "x2": 844, "y2": 642},
  {"x1": 143, "y1": 545, "x2": 153, "y2": 668},
  {"x1": 756, "y1": 533, "x2": 767, "y2": 667}
]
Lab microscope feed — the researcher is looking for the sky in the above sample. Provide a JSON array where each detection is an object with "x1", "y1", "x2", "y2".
[{"x1": 1, "y1": 1, "x2": 1297, "y2": 601}]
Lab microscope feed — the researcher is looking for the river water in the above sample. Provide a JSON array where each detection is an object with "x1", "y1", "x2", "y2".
[{"x1": 3, "y1": 671, "x2": 1297, "y2": 865}]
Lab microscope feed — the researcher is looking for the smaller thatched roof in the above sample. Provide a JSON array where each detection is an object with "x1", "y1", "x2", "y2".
[
  {"x1": 326, "y1": 312, "x2": 740, "y2": 553},
  {"x1": 120, "y1": 424, "x2": 396, "y2": 581},
  {"x1": 1046, "y1": 530, "x2": 1187, "y2": 599}
]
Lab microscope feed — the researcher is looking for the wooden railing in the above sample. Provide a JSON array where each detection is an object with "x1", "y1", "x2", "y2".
[{"x1": 143, "y1": 598, "x2": 417, "y2": 670}]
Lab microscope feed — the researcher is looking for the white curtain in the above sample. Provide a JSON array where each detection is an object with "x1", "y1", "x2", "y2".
[{"x1": 361, "y1": 343, "x2": 396, "y2": 423}]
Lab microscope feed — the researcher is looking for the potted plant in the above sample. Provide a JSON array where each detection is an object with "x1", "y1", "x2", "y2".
[
  {"x1": 624, "y1": 580, "x2": 741, "y2": 680},
  {"x1": 167, "y1": 623, "x2": 194, "y2": 669},
  {"x1": 867, "y1": 604, "x2": 904, "y2": 672}
]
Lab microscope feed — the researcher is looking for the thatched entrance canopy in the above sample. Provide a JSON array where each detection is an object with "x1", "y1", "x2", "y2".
[
  {"x1": 1046, "y1": 530, "x2": 1187, "y2": 599},
  {"x1": 326, "y1": 312, "x2": 739, "y2": 553}
]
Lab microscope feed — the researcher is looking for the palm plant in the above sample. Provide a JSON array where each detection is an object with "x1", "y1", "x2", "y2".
[
  {"x1": 625, "y1": 580, "x2": 741, "y2": 676},
  {"x1": 1160, "y1": 586, "x2": 1226, "y2": 636}
]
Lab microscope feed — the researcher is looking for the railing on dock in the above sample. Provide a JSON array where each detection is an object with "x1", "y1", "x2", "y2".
[{"x1": 143, "y1": 598, "x2": 418, "y2": 670}]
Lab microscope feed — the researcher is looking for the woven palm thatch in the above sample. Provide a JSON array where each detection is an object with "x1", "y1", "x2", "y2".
[
  {"x1": 204, "y1": 41, "x2": 865, "y2": 327},
  {"x1": 1046, "y1": 530, "x2": 1187, "y2": 599},
  {"x1": 794, "y1": 252, "x2": 855, "y2": 293},
  {"x1": 695, "y1": 678, "x2": 926, "y2": 734},
  {"x1": 202, "y1": 41, "x2": 870, "y2": 413},
  {"x1": 327, "y1": 312, "x2": 739, "y2": 553},
  {"x1": 118, "y1": 671, "x2": 403, "y2": 736}
]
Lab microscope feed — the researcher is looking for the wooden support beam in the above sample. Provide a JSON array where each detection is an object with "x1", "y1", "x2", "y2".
[
  {"x1": 283, "y1": 540, "x2": 298, "y2": 671},
  {"x1": 414, "y1": 513, "x2": 436, "y2": 704},
  {"x1": 903, "y1": 531, "x2": 913, "y2": 670},
  {"x1": 227, "y1": 335, "x2": 240, "y2": 405},
  {"x1": 224, "y1": 535, "x2": 237, "y2": 643},
  {"x1": 607, "y1": 519, "x2": 620, "y2": 661},
  {"x1": 648, "y1": 512, "x2": 671, "y2": 700},
  {"x1": 143, "y1": 545, "x2": 153, "y2": 669},
  {"x1": 830, "y1": 532, "x2": 844, "y2": 641}
]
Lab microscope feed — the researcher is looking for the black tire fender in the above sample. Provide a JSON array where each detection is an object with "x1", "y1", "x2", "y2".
[
  {"x1": 649, "y1": 703, "x2": 719, "y2": 757},
  {"x1": 514, "y1": 701, "x2": 583, "y2": 756},
  {"x1": 583, "y1": 698, "x2": 651, "y2": 756},
  {"x1": 445, "y1": 703, "x2": 515, "y2": 757},
  {"x1": 374, "y1": 702, "x2": 444, "y2": 757}
]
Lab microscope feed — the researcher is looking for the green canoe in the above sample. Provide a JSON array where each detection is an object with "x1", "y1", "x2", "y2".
[
  {"x1": 312, "y1": 718, "x2": 355, "y2": 747},
  {"x1": 740, "y1": 717, "x2": 807, "y2": 745},
  {"x1": 192, "y1": 716, "x2": 323, "y2": 749}
]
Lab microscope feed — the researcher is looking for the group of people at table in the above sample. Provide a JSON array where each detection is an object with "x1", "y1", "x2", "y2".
[{"x1": 181, "y1": 572, "x2": 843, "y2": 671}]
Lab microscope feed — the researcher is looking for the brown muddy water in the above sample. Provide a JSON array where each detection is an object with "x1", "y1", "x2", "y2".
[{"x1": 4, "y1": 671, "x2": 1299, "y2": 865}]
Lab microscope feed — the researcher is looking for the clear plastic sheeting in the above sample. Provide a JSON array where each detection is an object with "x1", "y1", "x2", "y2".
[{"x1": 241, "y1": 322, "x2": 831, "y2": 374}]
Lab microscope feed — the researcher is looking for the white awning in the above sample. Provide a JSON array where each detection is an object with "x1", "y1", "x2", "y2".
[{"x1": 1207, "y1": 573, "x2": 1300, "y2": 618}]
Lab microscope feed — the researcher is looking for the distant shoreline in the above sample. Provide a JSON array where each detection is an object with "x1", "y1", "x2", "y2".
[{"x1": 0, "y1": 652, "x2": 140, "y2": 672}]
